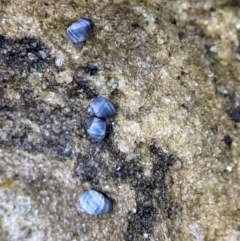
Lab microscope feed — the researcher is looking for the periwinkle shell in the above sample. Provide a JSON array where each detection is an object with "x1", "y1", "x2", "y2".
[
  {"x1": 87, "y1": 96, "x2": 116, "y2": 118},
  {"x1": 67, "y1": 18, "x2": 92, "y2": 44},
  {"x1": 77, "y1": 189, "x2": 112, "y2": 215},
  {"x1": 84, "y1": 117, "x2": 106, "y2": 142}
]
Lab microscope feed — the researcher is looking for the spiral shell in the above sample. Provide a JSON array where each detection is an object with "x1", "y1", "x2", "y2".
[
  {"x1": 84, "y1": 117, "x2": 106, "y2": 142},
  {"x1": 67, "y1": 18, "x2": 92, "y2": 44},
  {"x1": 87, "y1": 96, "x2": 116, "y2": 118},
  {"x1": 77, "y1": 189, "x2": 112, "y2": 215}
]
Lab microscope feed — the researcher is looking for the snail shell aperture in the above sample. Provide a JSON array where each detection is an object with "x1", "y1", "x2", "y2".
[
  {"x1": 87, "y1": 96, "x2": 116, "y2": 118},
  {"x1": 77, "y1": 189, "x2": 113, "y2": 215}
]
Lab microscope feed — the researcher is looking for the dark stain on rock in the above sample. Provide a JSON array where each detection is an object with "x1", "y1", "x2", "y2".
[
  {"x1": 73, "y1": 137, "x2": 178, "y2": 240},
  {"x1": 131, "y1": 23, "x2": 140, "y2": 29},
  {"x1": 126, "y1": 142, "x2": 176, "y2": 240},
  {"x1": 223, "y1": 135, "x2": 233, "y2": 147},
  {"x1": 74, "y1": 152, "x2": 101, "y2": 185},
  {"x1": 104, "y1": 141, "x2": 177, "y2": 241},
  {"x1": 76, "y1": 78, "x2": 98, "y2": 99},
  {"x1": 112, "y1": 160, "x2": 143, "y2": 182},
  {"x1": 196, "y1": 28, "x2": 205, "y2": 38},
  {"x1": 155, "y1": 17, "x2": 163, "y2": 25},
  {"x1": 0, "y1": 35, "x2": 53, "y2": 80},
  {"x1": 229, "y1": 106, "x2": 240, "y2": 122},
  {"x1": 125, "y1": 198, "x2": 156, "y2": 241},
  {"x1": 237, "y1": 224, "x2": 240, "y2": 231},
  {"x1": 236, "y1": 28, "x2": 240, "y2": 54},
  {"x1": 0, "y1": 100, "x2": 75, "y2": 158},
  {"x1": 228, "y1": 0, "x2": 240, "y2": 7},
  {"x1": 148, "y1": 141, "x2": 176, "y2": 212},
  {"x1": 83, "y1": 64, "x2": 98, "y2": 76},
  {"x1": 171, "y1": 18, "x2": 177, "y2": 25},
  {"x1": 110, "y1": 88, "x2": 119, "y2": 96},
  {"x1": 0, "y1": 35, "x2": 86, "y2": 159},
  {"x1": 69, "y1": 0, "x2": 79, "y2": 10},
  {"x1": 178, "y1": 30, "x2": 185, "y2": 40},
  {"x1": 167, "y1": 202, "x2": 178, "y2": 219},
  {"x1": 212, "y1": 76, "x2": 218, "y2": 84}
]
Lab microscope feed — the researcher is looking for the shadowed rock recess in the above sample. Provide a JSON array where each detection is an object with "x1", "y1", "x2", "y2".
[{"x1": 0, "y1": 0, "x2": 240, "y2": 241}]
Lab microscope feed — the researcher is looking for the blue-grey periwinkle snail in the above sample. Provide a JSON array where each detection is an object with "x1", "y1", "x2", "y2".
[
  {"x1": 87, "y1": 96, "x2": 116, "y2": 118},
  {"x1": 77, "y1": 189, "x2": 113, "y2": 215},
  {"x1": 84, "y1": 117, "x2": 106, "y2": 142},
  {"x1": 67, "y1": 18, "x2": 92, "y2": 46},
  {"x1": 84, "y1": 96, "x2": 116, "y2": 141}
]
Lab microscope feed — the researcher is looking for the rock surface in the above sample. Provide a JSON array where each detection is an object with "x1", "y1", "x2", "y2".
[{"x1": 0, "y1": 0, "x2": 240, "y2": 241}]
